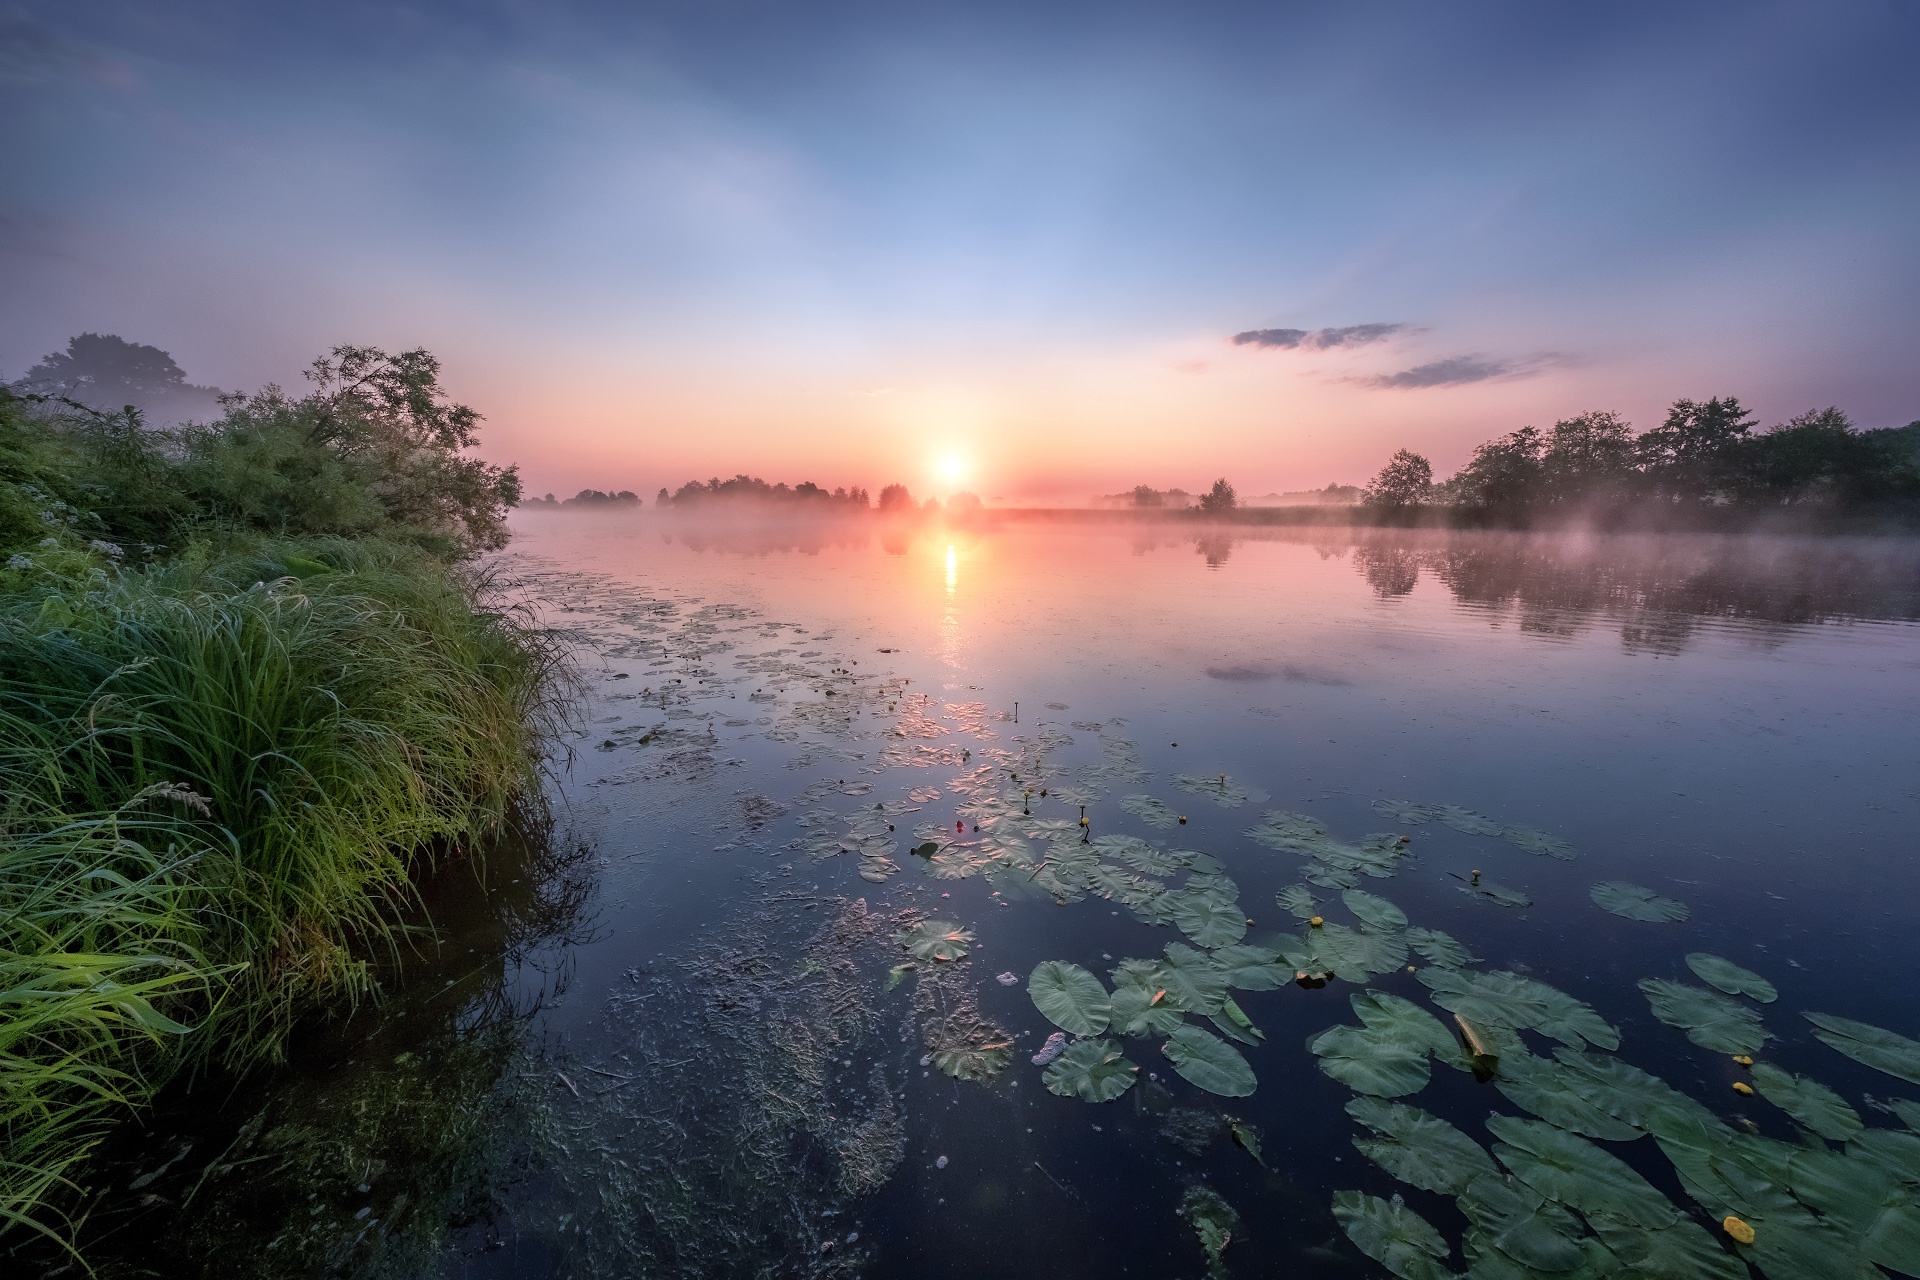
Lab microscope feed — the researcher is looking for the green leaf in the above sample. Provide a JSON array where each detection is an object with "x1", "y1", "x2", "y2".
[
  {"x1": 1684, "y1": 953, "x2": 1777, "y2": 1003},
  {"x1": 1156, "y1": 944, "x2": 1228, "y2": 1015},
  {"x1": 1372, "y1": 798, "x2": 1436, "y2": 825},
  {"x1": 1028, "y1": 961, "x2": 1111, "y2": 1035},
  {"x1": 1487, "y1": 1115, "x2": 1679, "y2": 1228},
  {"x1": 1405, "y1": 927, "x2": 1474, "y2": 968},
  {"x1": 1276, "y1": 883, "x2": 1320, "y2": 918},
  {"x1": 1117, "y1": 794, "x2": 1180, "y2": 830},
  {"x1": 1417, "y1": 969, "x2": 1618, "y2": 1050},
  {"x1": 1492, "y1": 1051, "x2": 1642, "y2": 1142},
  {"x1": 1750, "y1": 1063, "x2": 1862, "y2": 1141},
  {"x1": 1435, "y1": 805, "x2": 1502, "y2": 836},
  {"x1": 1501, "y1": 824, "x2": 1577, "y2": 860},
  {"x1": 1805, "y1": 1012, "x2": 1920, "y2": 1085},
  {"x1": 1042, "y1": 1037, "x2": 1137, "y2": 1102},
  {"x1": 1310, "y1": 992, "x2": 1453, "y2": 1098},
  {"x1": 1590, "y1": 881, "x2": 1689, "y2": 923},
  {"x1": 1639, "y1": 979, "x2": 1768, "y2": 1054},
  {"x1": 1793, "y1": 1137, "x2": 1920, "y2": 1275},
  {"x1": 1209, "y1": 944, "x2": 1288, "y2": 991},
  {"x1": 1162, "y1": 1024, "x2": 1257, "y2": 1097},
  {"x1": 1315, "y1": 922, "x2": 1410, "y2": 979},
  {"x1": 1343, "y1": 889, "x2": 1407, "y2": 931},
  {"x1": 1459, "y1": 879, "x2": 1532, "y2": 909},
  {"x1": 1108, "y1": 961, "x2": 1186, "y2": 1038},
  {"x1": 1230, "y1": 1119, "x2": 1268, "y2": 1168},
  {"x1": 1172, "y1": 772, "x2": 1268, "y2": 808},
  {"x1": 1586, "y1": 1214, "x2": 1747, "y2": 1280},
  {"x1": 1548, "y1": 1047, "x2": 1722, "y2": 1133},
  {"x1": 1458, "y1": 1173, "x2": 1588, "y2": 1273},
  {"x1": 1093, "y1": 831, "x2": 1178, "y2": 874},
  {"x1": 1332, "y1": 1191, "x2": 1454, "y2": 1280},
  {"x1": 892, "y1": 919, "x2": 973, "y2": 962},
  {"x1": 1172, "y1": 894, "x2": 1248, "y2": 948},
  {"x1": 1183, "y1": 1185, "x2": 1241, "y2": 1276},
  {"x1": 1347, "y1": 1097, "x2": 1497, "y2": 1195}
]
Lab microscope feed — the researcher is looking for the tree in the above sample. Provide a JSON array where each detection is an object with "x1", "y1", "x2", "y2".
[
  {"x1": 1130, "y1": 484, "x2": 1164, "y2": 508},
  {"x1": 1539, "y1": 411, "x2": 1635, "y2": 504},
  {"x1": 1199, "y1": 478, "x2": 1237, "y2": 512},
  {"x1": 1438, "y1": 426, "x2": 1544, "y2": 513},
  {"x1": 1635, "y1": 397, "x2": 1754, "y2": 502},
  {"x1": 877, "y1": 483, "x2": 914, "y2": 511},
  {"x1": 15, "y1": 333, "x2": 224, "y2": 424},
  {"x1": 1361, "y1": 449, "x2": 1433, "y2": 508}
]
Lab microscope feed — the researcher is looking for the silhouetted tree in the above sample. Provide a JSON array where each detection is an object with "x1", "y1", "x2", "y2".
[
  {"x1": 877, "y1": 483, "x2": 914, "y2": 511},
  {"x1": 1361, "y1": 449, "x2": 1433, "y2": 507},
  {"x1": 1439, "y1": 426, "x2": 1544, "y2": 514},
  {"x1": 15, "y1": 333, "x2": 224, "y2": 424},
  {"x1": 1131, "y1": 484, "x2": 1164, "y2": 508},
  {"x1": 1199, "y1": 478, "x2": 1237, "y2": 512},
  {"x1": 1635, "y1": 397, "x2": 1755, "y2": 502},
  {"x1": 1540, "y1": 411, "x2": 1635, "y2": 505}
]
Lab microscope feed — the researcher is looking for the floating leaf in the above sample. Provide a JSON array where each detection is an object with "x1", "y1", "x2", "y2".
[
  {"x1": 1586, "y1": 1214, "x2": 1747, "y2": 1280},
  {"x1": 1501, "y1": 825, "x2": 1576, "y2": 860},
  {"x1": 1458, "y1": 878, "x2": 1532, "y2": 909},
  {"x1": 1162, "y1": 1025, "x2": 1257, "y2": 1097},
  {"x1": 1042, "y1": 1037, "x2": 1137, "y2": 1102},
  {"x1": 1435, "y1": 805, "x2": 1503, "y2": 836},
  {"x1": 1118, "y1": 794, "x2": 1181, "y2": 830},
  {"x1": 1591, "y1": 881, "x2": 1690, "y2": 923},
  {"x1": 1548, "y1": 1047, "x2": 1721, "y2": 1132},
  {"x1": 1172, "y1": 894, "x2": 1248, "y2": 948},
  {"x1": 1173, "y1": 772, "x2": 1268, "y2": 808},
  {"x1": 1782, "y1": 1145, "x2": 1920, "y2": 1277},
  {"x1": 1418, "y1": 969, "x2": 1619, "y2": 1050},
  {"x1": 1405, "y1": 927, "x2": 1474, "y2": 968},
  {"x1": 1310, "y1": 991, "x2": 1454, "y2": 1098},
  {"x1": 1108, "y1": 961, "x2": 1186, "y2": 1038},
  {"x1": 1304, "y1": 862, "x2": 1362, "y2": 890},
  {"x1": 1332, "y1": 1191, "x2": 1454, "y2": 1280},
  {"x1": 1750, "y1": 1063, "x2": 1862, "y2": 1141},
  {"x1": 1492, "y1": 1051, "x2": 1641, "y2": 1142},
  {"x1": 1156, "y1": 944, "x2": 1228, "y2": 1015},
  {"x1": 1347, "y1": 1097, "x2": 1497, "y2": 1195},
  {"x1": 1028, "y1": 961, "x2": 1112, "y2": 1035},
  {"x1": 1230, "y1": 1119, "x2": 1268, "y2": 1168},
  {"x1": 932, "y1": 1037, "x2": 1012, "y2": 1083},
  {"x1": 1084, "y1": 861, "x2": 1138, "y2": 901},
  {"x1": 1315, "y1": 922, "x2": 1410, "y2": 979},
  {"x1": 1640, "y1": 979, "x2": 1768, "y2": 1055},
  {"x1": 893, "y1": 919, "x2": 973, "y2": 962},
  {"x1": 1210, "y1": 944, "x2": 1288, "y2": 991},
  {"x1": 1487, "y1": 1115, "x2": 1679, "y2": 1228},
  {"x1": 1182, "y1": 1185, "x2": 1241, "y2": 1278},
  {"x1": 1245, "y1": 810, "x2": 1332, "y2": 853},
  {"x1": 1372, "y1": 798, "x2": 1436, "y2": 825},
  {"x1": 1685, "y1": 953, "x2": 1777, "y2": 1004},
  {"x1": 1343, "y1": 889, "x2": 1407, "y2": 931},
  {"x1": 1458, "y1": 1173, "x2": 1588, "y2": 1273},
  {"x1": 1275, "y1": 884, "x2": 1320, "y2": 919},
  {"x1": 1804, "y1": 1013, "x2": 1920, "y2": 1086}
]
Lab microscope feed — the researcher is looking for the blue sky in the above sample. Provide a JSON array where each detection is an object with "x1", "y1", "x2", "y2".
[{"x1": 3, "y1": 1, "x2": 1916, "y2": 497}]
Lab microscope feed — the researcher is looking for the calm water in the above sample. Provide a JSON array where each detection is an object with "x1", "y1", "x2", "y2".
[{"x1": 84, "y1": 515, "x2": 1920, "y2": 1279}]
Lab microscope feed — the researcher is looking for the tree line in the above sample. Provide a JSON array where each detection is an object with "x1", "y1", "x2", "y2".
[{"x1": 1361, "y1": 399, "x2": 1920, "y2": 519}]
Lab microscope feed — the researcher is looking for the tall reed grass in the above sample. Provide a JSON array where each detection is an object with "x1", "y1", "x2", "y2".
[{"x1": 0, "y1": 535, "x2": 567, "y2": 1255}]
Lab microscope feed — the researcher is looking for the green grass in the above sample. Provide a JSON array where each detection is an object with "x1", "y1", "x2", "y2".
[{"x1": 0, "y1": 535, "x2": 567, "y2": 1257}]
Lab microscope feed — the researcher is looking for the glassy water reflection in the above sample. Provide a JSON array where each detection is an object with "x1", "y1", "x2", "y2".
[{"x1": 68, "y1": 516, "x2": 1920, "y2": 1279}]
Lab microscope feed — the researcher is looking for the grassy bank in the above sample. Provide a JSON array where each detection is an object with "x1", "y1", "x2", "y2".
[{"x1": 0, "y1": 349, "x2": 564, "y2": 1256}]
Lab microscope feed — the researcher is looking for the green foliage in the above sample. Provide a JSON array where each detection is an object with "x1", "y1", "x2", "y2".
[{"x1": 1362, "y1": 449, "x2": 1434, "y2": 509}]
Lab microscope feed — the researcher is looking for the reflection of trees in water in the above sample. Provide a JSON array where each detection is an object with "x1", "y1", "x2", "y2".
[
  {"x1": 665, "y1": 518, "x2": 873, "y2": 557},
  {"x1": 1194, "y1": 534, "x2": 1235, "y2": 567},
  {"x1": 1336, "y1": 529, "x2": 1920, "y2": 653},
  {"x1": 69, "y1": 807, "x2": 599, "y2": 1280}
]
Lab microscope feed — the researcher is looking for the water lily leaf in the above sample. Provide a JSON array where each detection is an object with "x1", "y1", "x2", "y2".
[
  {"x1": 893, "y1": 919, "x2": 973, "y2": 962},
  {"x1": 1372, "y1": 798, "x2": 1436, "y2": 825},
  {"x1": 1492, "y1": 1051, "x2": 1642, "y2": 1142},
  {"x1": 1458, "y1": 1173, "x2": 1588, "y2": 1273},
  {"x1": 932, "y1": 1038, "x2": 1012, "y2": 1083},
  {"x1": 1163, "y1": 1024, "x2": 1257, "y2": 1097},
  {"x1": 1405, "y1": 927, "x2": 1475, "y2": 968},
  {"x1": 1042, "y1": 1037, "x2": 1137, "y2": 1102},
  {"x1": 1245, "y1": 810, "x2": 1332, "y2": 853},
  {"x1": 1487, "y1": 1115, "x2": 1679, "y2": 1228},
  {"x1": 1083, "y1": 861, "x2": 1138, "y2": 901},
  {"x1": 1118, "y1": 794, "x2": 1181, "y2": 829},
  {"x1": 1304, "y1": 862, "x2": 1362, "y2": 890},
  {"x1": 1418, "y1": 969, "x2": 1618, "y2": 1050},
  {"x1": 1347, "y1": 1097, "x2": 1498, "y2": 1195},
  {"x1": 1276, "y1": 884, "x2": 1320, "y2": 919},
  {"x1": 1183, "y1": 1184, "x2": 1241, "y2": 1276},
  {"x1": 1091, "y1": 832, "x2": 1175, "y2": 874},
  {"x1": 1640, "y1": 979, "x2": 1768, "y2": 1055},
  {"x1": 1751, "y1": 1063, "x2": 1862, "y2": 1141},
  {"x1": 1211, "y1": 944, "x2": 1287, "y2": 991},
  {"x1": 1501, "y1": 825, "x2": 1576, "y2": 860},
  {"x1": 1230, "y1": 1119, "x2": 1268, "y2": 1168},
  {"x1": 1436, "y1": 805, "x2": 1503, "y2": 836},
  {"x1": 1804, "y1": 1013, "x2": 1920, "y2": 1085},
  {"x1": 1458, "y1": 879, "x2": 1532, "y2": 908},
  {"x1": 1343, "y1": 889, "x2": 1408, "y2": 931},
  {"x1": 1218, "y1": 995, "x2": 1262, "y2": 1039},
  {"x1": 1462, "y1": 1229, "x2": 1620, "y2": 1280},
  {"x1": 1332, "y1": 1191, "x2": 1454, "y2": 1280},
  {"x1": 1784, "y1": 1145, "x2": 1920, "y2": 1276},
  {"x1": 1316, "y1": 922, "x2": 1410, "y2": 979},
  {"x1": 1108, "y1": 961, "x2": 1187, "y2": 1038},
  {"x1": 1169, "y1": 848, "x2": 1225, "y2": 873},
  {"x1": 1586, "y1": 1214, "x2": 1747, "y2": 1280},
  {"x1": 1547, "y1": 1047, "x2": 1721, "y2": 1133},
  {"x1": 1172, "y1": 894, "x2": 1248, "y2": 948},
  {"x1": 1851, "y1": 1127, "x2": 1920, "y2": 1183},
  {"x1": 1173, "y1": 772, "x2": 1268, "y2": 808},
  {"x1": 1591, "y1": 881, "x2": 1690, "y2": 923},
  {"x1": 1156, "y1": 944, "x2": 1229, "y2": 1015},
  {"x1": 1028, "y1": 961, "x2": 1112, "y2": 1035},
  {"x1": 1310, "y1": 992, "x2": 1453, "y2": 1097},
  {"x1": 1684, "y1": 953, "x2": 1777, "y2": 1004}
]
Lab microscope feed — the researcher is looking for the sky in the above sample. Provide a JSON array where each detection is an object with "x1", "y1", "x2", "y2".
[{"x1": 3, "y1": 1, "x2": 1918, "y2": 502}]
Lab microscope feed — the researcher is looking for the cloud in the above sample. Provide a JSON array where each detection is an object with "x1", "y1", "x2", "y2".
[
  {"x1": 1355, "y1": 354, "x2": 1552, "y2": 389},
  {"x1": 1230, "y1": 323, "x2": 1410, "y2": 351}
]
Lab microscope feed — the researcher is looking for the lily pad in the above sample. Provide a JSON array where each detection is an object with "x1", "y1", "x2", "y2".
[
  {"x1": 1458, "y1": 878, "x2": 1532, "y2": 909},
  {"x1": 1501, "y1": 825, "x2": 1576, "y2": 860},
  {"x1": 1093, "y1": 833, "x2": 1178, "y2": 875},
  {"x1": 932, "y1": 1037, "x2": 1013, "y2": 1083},
  {"x1": 1347, "y1": 1097, "x2": 1498, "y2": 1195},
  {"x1": 1591, "y1": 881, "x2": 1690, "y2": 923},
  {"x1": 1162, "y1": 1025, "x2": 1257, "y2": 1097},
  {"x1": 1751, "y1": 1062, "x2": 1862, "y2": 1141},
  {"x1": 1310, "y1": 991, "x2": 1454, "y2": 1098},
  {"x1": 1417, "y1": 969, "x2": 1619, "y2": 1050},
  {"x1": 1435, "y1": 805, "x2": 1503, "y2": 836},
  {"x1": 1684, "y1": 953, "x2": 1777, "y2": 1004},
  {"x1": 1028, "y1": 961, "x2": 1112, "y2": 1036},
  {"x1": 1210, "y1": 944, "x2": 1288, "y2": 991},
  {"x1": 1182, "y1": 1185, "x2": 1241, "y2": 1278},
  {"x1": 1118, "y1": 794, "x2": 1181, "y2": 829},
  {"x1": 1487, "y1": 1115, "x2": 1679, "y2": 1228},
  {"x1": 1548, "y1": 1047, "x2": 1721, "y2": 1132},
  {"x1": 1172, "y1": 894, "x2": 1249, "y2": 948},
  {"x1": 1586, "y1": 1214, "x2": 1748, "y2": 1280},
  {"x1": 1173, "y1": 772, "x2": 1268, "y2": 808},
  {"x1": 1372, "y1": 798, "x2": 1436, "y2": 825},
  {"x1": 893, "y1": 919, "x2": 974, "y2": 962},
  {"x1": 1804, "y1": 1013, "x2": 1920, "y2": 1086},
  {"x1": 1332, "y1": 1191, "x2": 1454, "y2": 1280},
  {"x1": 1155, "y1": 944, "x2": 1229, "y2": 1015},
  {"x1": 1639, "y1": 979, "x2": 1768, "y2": 1055},
  {"x1": 1315, "y1": 922, "x2": 1410, "y2": 979},
  {"x1": 1405, "y1": 927, "x2": 1474, "y2": 968},
  {"x1": 1783, "y1": 1144, "x2": 1920, "y2": 1277},
  {"x1": 1457, "y1": 1173, "x2": 1588, "y2": 1273},
  {"x1": 1343, "y1": 889, "x2": 1407, "y2": 931},
  {"x1": 1275, "y1": 884, "x2": 1320, "y2": 919},
  {"x1": 1492, "y1": 1051, "x2": 1641, "y2": 1142},
  {"x1": 1042, "y1": 1037, "x2": 1137, "y2": 1102},
  {"x1": 1244, "y1": 810, "x2": 1332, "y2": 853},
  {"x1": 1108, "y1": 961, "x2": 1186, "y2": 1038}
]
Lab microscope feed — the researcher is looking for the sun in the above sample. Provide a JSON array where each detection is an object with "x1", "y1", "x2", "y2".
[{"x1": 935, "y1": 454, "x2": 967, "y2": 486}]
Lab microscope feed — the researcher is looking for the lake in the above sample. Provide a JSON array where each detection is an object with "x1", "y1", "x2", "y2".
[{"x1": 90, "y1": 515, "x2": 1920, "y2": 1279}]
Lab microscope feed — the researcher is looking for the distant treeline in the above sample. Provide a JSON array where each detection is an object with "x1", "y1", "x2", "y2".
[
  {"x1": 528, "y1": 475, "x2": 990, "y2": 513},
  {"x1": 1360, "y1": 399, "x2": 1920, "y2": 522},
  {"x1": 520, "y1": 488, "x2": 642, "y2": 507}
]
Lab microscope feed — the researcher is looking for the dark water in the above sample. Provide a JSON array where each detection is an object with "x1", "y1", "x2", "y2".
[{"x1": 78, "y1": 518, "x2": 1920, "y2": 1279}]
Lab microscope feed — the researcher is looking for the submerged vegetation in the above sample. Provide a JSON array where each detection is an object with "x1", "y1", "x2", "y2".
[{"x1": 0, "y1": 342, "x2": 559, "y2": 1256}]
